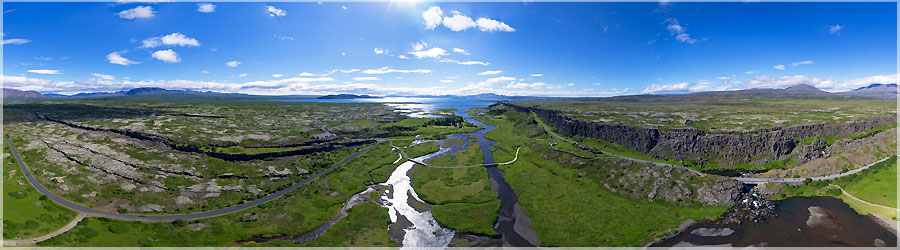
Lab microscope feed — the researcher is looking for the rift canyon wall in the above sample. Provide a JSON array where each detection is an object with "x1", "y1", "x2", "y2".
[{"x1": 504, "y1": 103, "x2": 895, "y2": 168}]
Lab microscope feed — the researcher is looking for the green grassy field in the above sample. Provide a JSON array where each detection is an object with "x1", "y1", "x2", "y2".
[
  {"x1": 409, "y1": 143, "x2": 499, "y2": 236},
  {"x1": 478, "y1": 110, "x2": 729, "y2": 246},
  {"x1": 514, "y1": 97, "x2": 897, "y2": 132},
  {"x1": 431, "y1": 200, "x2": 500, "y2": 236},
  {"x1": 428, "y1": 141, "x2": 483, "y2": 166},
  {"x1": 3, "y1": 140, "x2": 79, "y2": 240},
  {"x1": 404, "y1": 141, "x2": 440, "y2": 159},
  {"x1": 35, "y1": 142, "x2": 404, "y2": 247},
  {"x1": 841, "y1": 159, "x2": 897, "y2": 208},
  {"x1": 246, "y1": 202, "x2": 396, "y2": 247},
  {"x1": 3, "y1": 145, "x2": 77, "y2": 239},
  {"x1": 772, "y1": 156, "x2": 897, "y2": 219},
  {"x1": 499, "y1": 145, "x2": 728, "y2": 246},
  {"x1": 527, "y1": 112, "x2": 678, "y2": 166},
  {"x1": 377, "y1": 117, "x2": 482, "y2": 140}
]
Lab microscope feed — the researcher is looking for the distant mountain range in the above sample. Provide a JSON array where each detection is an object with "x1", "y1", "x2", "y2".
[
  {"x1": 316, "y1": 94, "x2": 378, "y2": 99},
  {"x1": 3, "y1": 88, "x2": 44, "y2": 99},
  {"x1": 3, "y1": 83, "x2": 897, "y2": 100},
  {"x1": 846, "y1": 83, "x2": 898, "y2": 97}
]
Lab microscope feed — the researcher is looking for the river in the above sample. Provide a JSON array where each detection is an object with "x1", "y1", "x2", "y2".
[{"x1": 276, "y1": 97, "x2": 541, "y2": 247}]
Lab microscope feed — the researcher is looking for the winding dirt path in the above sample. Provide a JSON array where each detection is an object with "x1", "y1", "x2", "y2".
[
  {"x1": 5, "y1": 138, "x2": 381, "y2": 222},
  {"x1": 3, "y1": 213, "x2": 87, "y2": 246},
  {"x1": 389, "y1": 141, "x2": 521, "y2": 168},
  {"x1": 829, "y1": 184, "x2": 899, "y2": 211}
]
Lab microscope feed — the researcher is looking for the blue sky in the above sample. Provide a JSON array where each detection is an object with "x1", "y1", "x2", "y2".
[{"x1": 2, "y1": 1, "x2": 897, "y2": 96}]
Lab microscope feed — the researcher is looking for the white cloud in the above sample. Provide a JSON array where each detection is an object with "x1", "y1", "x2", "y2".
[
  {"x1": 440, "y1": 79, "x2": 453, "y2": 83},
  {"x1": 478, "y1": 70, "x2": 502, "y2": 75},
  {"x1": 443, "y1": 14, "x2": 476, "y2": 32},
  {"x1": 361, "y1": 67, "x2": 432, "y2": 74},
  {"x1": 92, "y1": 73, "x2": 115, "y2": 80},
  {"x1": 638, "y1": 73, "x2": 899, "y2": 95},
  {"x1": 463, "y1": 76, "x2": 516, "y2": 91},
  {"x1": 197, "y1": 3, "x2": 215, "y2": 13},
  {"x1": 34, "y1": 57, "x2": 52, "y2": 61},
  {"x1": 353, "y1": 76, "x2": 380, "y2": 81},
  {"x1": 332, "y1": 69, "x2": 359, "y2": 73},
  {"x1": 114, "y1": 0, "x2": 171, "y2": 3},
  {"x1": 27, "y1": 69, "x2": 61, "y2": 75},
  {"x1": 422, "y1": 6, "x2": 443, "y2": 30},
  {"x1": 141, "y1": 33, "x2": 200, "y2": 48},
  {"x1": 440, "y1": 59, "x2": 489, "y2": 65},
  {"x1": 790, "y1": 60, "x2": 814, "y2": 67},
  {"x1": 829, "y1": 25, "x2": 843, "y2": 35},
  {"x1": 664, "y1": 18, "x2": 700, "y2": 44},
  {"x1": 239, "y1": 73, "x2": 248, "y2": 77},
  {"x1": 408, "y1": 47, "x2": 447, "y2": 59},
  {"x1": 506, "y1": 81, "x2": 546, "y2": 89},
  {"x1": 745, "y1": 71, "x2": 758, "y2": 74},
  {"x1": 107, "y1": 51, "x2": 139, "y2": 66},
  {"x1": 2, "y1": 75, "x2": 53, "y2": 92},
  {"x1": 225, "y1": 61, "x2": 241, "y2": 67},
  {"x1": 340, "y1": 52, "x2": 346, "y2": 56},
  {"x1": 373, "y1": 48, "x2": 385, "y2": 55},
  {"x1": 567, "y1": 83, "x2": 575, "y2": 86},
  {"x1": 267, "y1": 5, "x2": 286, "y2": 17},
  {"x1": 452, "y1": 48, "x2": 470, "y2": 55},
  {"x1": 476, "y1": 18, "x2": 515, "y2": 32},
  {"x1": 118, "y1": 6, "x2": 155, "y2": 19},
  {"x1": 200, "y1": 70, "x2": 209, "y2": 74},
  {"x1": 272, "y1": 74, "x2": 284, "y2": 78},
  {"x1": 530, "y1": 73, "x2": 543, "y2": 77},
  {"x1": 642, "y1": 82, "x2": 689, "y2": 94},
  {"x1": 398, "y1": 55, "x2": 410, "y2": 59},
  {"x1": 151, "y1": 49, "x2": 180, "y2": 63},
  {"x1": 298, "y1": 72, "x2": 316, "y2": 77},
  {"x1": 275, "y1": 35, "x2": 294, "y2": 41},
  {"x1": 2, "y1": 38, "x2": 30, "y2": 45},
  {"x1": 422, "y1": 7, "x2": 514, "y2": 32},
  {"x1": 773, "y1": 64, "x2": 786, "y2": 70},
  {"x1": 413, "y1": 41, "x2": 428, "y2": 51},
  {"x1": 717, "y1": 75, "x2": 739, "y2": 84}
]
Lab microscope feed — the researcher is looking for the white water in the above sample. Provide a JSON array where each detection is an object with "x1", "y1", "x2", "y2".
[{"x1": 380, "y1": 147, "x2": 455, "y2": 247}]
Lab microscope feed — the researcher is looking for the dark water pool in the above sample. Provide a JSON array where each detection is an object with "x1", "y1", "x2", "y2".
[{"x1": 654, "y1": 196, "x2": 896, "y2": 247}]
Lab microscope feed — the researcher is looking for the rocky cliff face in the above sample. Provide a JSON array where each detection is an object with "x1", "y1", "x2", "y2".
[
  {"x1": 504, "y1": 103, "x2": 895, "y2": 168},
  {"x1": 531, "y1": 140, "x2": 743, "y2": 206}
]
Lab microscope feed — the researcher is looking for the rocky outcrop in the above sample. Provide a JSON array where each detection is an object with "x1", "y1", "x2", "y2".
[
  {"x1": 717, "y1": 191, "x2": 775, "y2": 224},
  {"x1": 37, "y1": 112, "x2": 374, "y2": 161},
  {"x1": 503, "y1": 103, "x2": 895, "y2": 168}
]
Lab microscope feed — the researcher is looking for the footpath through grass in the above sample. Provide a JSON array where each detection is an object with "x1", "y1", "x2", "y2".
[
  {"x1": 772, "y1": 156, "x2": 897, "y2": 219},
  {"x1": 36, "y1": 142, "x2": 405, "y2": 247},
  {"x1": 3, "y1": 138, "x2": 78, "y2": 240},
  {"x1": 246, "y1": 203, "x2": 396, "y2": 247},
  {"x1": 478, "y1": 108, "x2": 728, "y2": 246},
  {"x1": 409, "y1": 142, "x2": 500, "y2": 236},
  {"x1": 841, "y1": 158, "x2": 897, "y2": 208}
]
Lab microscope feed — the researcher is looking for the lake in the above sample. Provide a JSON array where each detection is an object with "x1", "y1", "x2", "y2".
[{"x1": 272, "y1": 97, "x2": 501, "y2": 118}]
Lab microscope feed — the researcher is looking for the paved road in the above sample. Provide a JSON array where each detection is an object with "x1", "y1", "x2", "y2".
[
  {"x1": 530, "y1": 112, "x2": 705, "y2": 176},
  {"x1": 734, "y1": 156, "x2": 892, "y2": 184},
  {"x1": 529, "y1": 111, "x2": 892, "y2": 183},
  {"x1": 548, "y1": 141, "x2": 600, "y2": 159},
  {"x1": 3, "y1": 213, "x2": 87, "y2": 246},
  {"x1": 5, "y1": 138, "x2": 381, "y2": 222}
]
